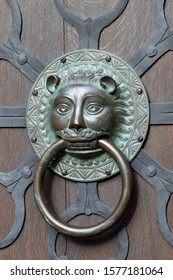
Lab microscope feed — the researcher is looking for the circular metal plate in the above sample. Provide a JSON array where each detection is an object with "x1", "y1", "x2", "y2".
[{"x1": 26, "y1": 50, "x2": 149, "y2": 182}]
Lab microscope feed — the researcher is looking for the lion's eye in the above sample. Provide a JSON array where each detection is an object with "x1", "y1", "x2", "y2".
[
  {"x1": 56, "y1": 104, "x2": 71, "y2": 115},
  {"x1": 85, "y1": 103, "x2": 103, "y2": 115}
]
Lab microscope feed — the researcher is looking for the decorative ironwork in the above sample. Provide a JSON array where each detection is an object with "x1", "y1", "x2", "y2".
[
  {"x1": 53, "y1": 0, "x2": 129, "y2": 49},
  {"x1": 48, "y1": 184, "x2": 129, "y2": 260},
  {"x1": 131, "y1": 149, "x2": 173, "y2": 247},
  {"x1": 0, "y1": 0, "x2": 173, "y2": 260},
  {"x1": 0, "y1": 153, "x2": 38, "y2": 248},
  {"x1": 0, "y1": 0, "x2": 44, "y2": 82},
  {"x1": 128, "y1": 0, "x2": 173, "y2": 77}
]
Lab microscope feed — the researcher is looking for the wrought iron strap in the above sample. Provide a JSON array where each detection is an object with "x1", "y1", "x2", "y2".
[
  {"x1": 150, "y1": 103, "x2": 173, "y2": 125},
  {"x1": 48, "y1": 225, "x2": 129, "y2": 260},
  {"x1": 0, "y1": 166, "x2": 35, "y2": 248},
  {"x1": 0, "y1": 153, "x2": 38, "y2": 188},
  {"x1": 128, "y1": 0, "x2": 173, "y2": 77},
  {"x1": 0, "y1": 153, "x2": 38, "y2": 248},
  {"x1": 0, "y1": 106, "x2": 26, "y2": 127},
  {"x1": 0, "y1": 0, "x2": 173, "y2": 260},
  {"x1": 47, "y1": 183, "x2": 129, "y2": 260},
  {"x1": 131, "y1": 149, "x2": 173, "y2": 247},
  {"x1": 54, "y1": 0, "x2": 129, "y2": 49},
  {"x1": 0, "y1": 0, "x2": 44, "y2": 82}
]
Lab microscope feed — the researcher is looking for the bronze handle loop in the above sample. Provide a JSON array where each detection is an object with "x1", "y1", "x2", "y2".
[{"x1": 33, "y1": 138, "x2": 133, "y2": 238}]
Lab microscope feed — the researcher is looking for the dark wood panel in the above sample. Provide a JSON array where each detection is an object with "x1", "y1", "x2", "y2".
[
  {"x1": 0, "y1": 0, "x2": 173, "y2": 260},
  {"x1": 0, "y1": 0, "x2": 64, "y2": 260},
  {"x1": 63, "y1": 0, "x2": 173, "y2": 260},
  {"x1": 100, "y1": 0, "x2": 153, "y2": 60},
  {"x1": 18, "y1": 0, "x2": 64, "y2": 65}
]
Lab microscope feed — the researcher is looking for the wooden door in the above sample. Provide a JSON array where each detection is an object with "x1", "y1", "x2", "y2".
[{"x1": 0, "y1": 0, "x2": 173, "y2": 260}]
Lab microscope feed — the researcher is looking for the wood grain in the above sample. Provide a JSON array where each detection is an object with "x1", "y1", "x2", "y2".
[{"x1": 0, "y1": 0, "x2": 173, "y2": 260}]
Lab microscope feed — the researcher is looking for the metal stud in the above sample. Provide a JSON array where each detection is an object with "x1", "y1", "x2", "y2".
[
  {"x1": 136, "y1": 88, "x2": 143, "y2": 95},
  {"x1": 33, "y1": 90, "x2": 38, "y2": 96},
  {"x1": 20, "y1": 166, "x2": 32, "y2": 178},
  {"x1": 31, "y1": 137, "x2": 37, "y2": 143},
  {"x1": 146, "y1": 45, "x2": 158, "y2": 57},
  {"x1": 137, "y1": 136, "x2": 143, "y2": 142},
  {"x1": 145, "y1": 165, "x2": 157, "y2": 177},
  {"x1": 106, "y1": 56, "x2": 111, "y2": 62},
  {"x1": 61, "y1": 57, "x2": 66, "y2": 63},
  {"x1": 17, "y1": 53, "x2": 27, "y2": 65},
  {"x1": 106, "y1": 170, "x2": 111, "y2": 176},
  {"x1": 61, "y1": 169, "x2": 68, "y2": 176}
]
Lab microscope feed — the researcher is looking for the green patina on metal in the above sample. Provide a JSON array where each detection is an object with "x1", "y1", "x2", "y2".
[{"x1": 26, "y1": 50, "x2": 150, "y2": 182}]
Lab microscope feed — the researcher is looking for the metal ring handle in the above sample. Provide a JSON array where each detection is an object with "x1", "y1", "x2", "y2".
[{"x1": 33, "y1": 138, "x2": 133, "y2": 237}]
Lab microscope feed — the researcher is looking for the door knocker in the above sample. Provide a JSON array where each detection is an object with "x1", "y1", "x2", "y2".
[
  {"x1": 2, "y1": 0, "x2": 173, "y2": 260},
  {"x1": 26, "y1": 50, "x2": 149, "y2": 236}
]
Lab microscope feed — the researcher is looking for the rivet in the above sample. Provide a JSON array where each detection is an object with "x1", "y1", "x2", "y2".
[
  {"x1": 106, "y1": 56, "x2": 111, "y2": 62},
  {"x1": 106, "y1": 170, "x2": 111, "y2": 176},
  {"x1": 31, "y1": 137, "x2": 37, "y2": 143},
  {"x1": 138, "y1": 136, "x2": 143, "y2": 142},
  {"x1": 33, "y1": 90, "x2": 38, "y2": 96},
  {"x1": 17, "y1": 53, "x2": 27, "y2": 65},
  {"x1": 20, "y1": 166, "x2": 32, "y2": 178},
  {"x1": 61, "y1": 57, "x2": 66, "y2": 63},
  {"x1": 145, "y1": 165, "x2": 157, "y2": 177},
  {"x1": 146, "y1": 45, "x2": 158, "y2": 57},
  {"x1": 61, "y1": 169, "x2": 68, "y2": 176},
  {"x1": 136, "y1": 88, "x2": 143, "y2": 95}
]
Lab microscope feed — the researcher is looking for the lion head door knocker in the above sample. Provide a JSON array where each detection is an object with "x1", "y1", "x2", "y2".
[{"x1": 26, "y1": 50, "x2": 149, "y2": 237}]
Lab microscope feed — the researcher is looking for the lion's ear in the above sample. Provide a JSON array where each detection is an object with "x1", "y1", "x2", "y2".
[
  {"x1": 100, "y1": 76, "x2": 117, "y2": 95},
  {"x1": 46, "y1": 75, "x2": 61, "y2": 93}
]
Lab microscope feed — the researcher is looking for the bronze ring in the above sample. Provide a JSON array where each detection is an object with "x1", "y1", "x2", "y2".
[{"x1": 33, "y1": 138, "x2": 133, "y2": 237}]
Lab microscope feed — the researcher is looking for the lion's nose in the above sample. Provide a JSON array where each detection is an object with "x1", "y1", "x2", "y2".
[{"x1": 69, "y1": 108, "x2": 86, "y2": 131}]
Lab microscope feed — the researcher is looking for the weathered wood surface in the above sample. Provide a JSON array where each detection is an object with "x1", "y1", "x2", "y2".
[{"x1": 0, "y1": 0, "x2": 173, "y2": 259}]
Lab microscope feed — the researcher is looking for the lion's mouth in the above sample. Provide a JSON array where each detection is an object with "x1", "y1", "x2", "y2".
[
  {"x1": 65, "y1": 140, "x2": 98, "y2": 151},
  {"x1": 56, "y1": 129, "x2": 109, "y2": 153}
]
